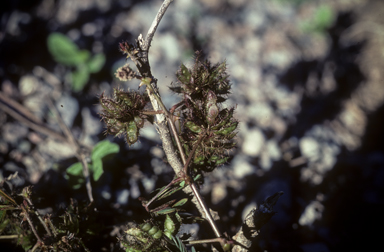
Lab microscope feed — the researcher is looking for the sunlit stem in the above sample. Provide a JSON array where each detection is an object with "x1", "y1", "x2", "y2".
[
  {"x1": 145, "y1": 81, "x2": 186, "y2": 164},
  {"x1": 184, "y1": 237, "x2": 228, "y2": 246},
  {"x1": 190, "y1": 183, "x2": 222, "y2": 238}
]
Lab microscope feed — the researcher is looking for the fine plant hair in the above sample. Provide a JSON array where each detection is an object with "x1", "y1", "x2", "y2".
[{"x1": 0, "y1": 1, "x2": 283, "y2": 252}]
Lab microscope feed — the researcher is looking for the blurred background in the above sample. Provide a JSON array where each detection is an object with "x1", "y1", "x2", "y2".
[{"x1": 1, "y1": 0, "x2": 384, "y2": 251}]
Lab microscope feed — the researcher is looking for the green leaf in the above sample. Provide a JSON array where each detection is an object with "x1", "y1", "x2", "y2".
[
  {"x1": 66, "y1": 162, "x2": 83, "y2": 176},
  {"x1": 91, "y1": 158, "x2": 103, "y2": 181},
  {"x1": 155, "y1": 208, "x2": 176, "y2": 215},
  {"x1": 91, "y1": 140, "x2": 120, "y2": 160},
  {"x1": 172, "y1": 198, "x2": 188, "y2": 208},
  {"x1": 164, "y1": 214, "x2": 176, "y2": 236},
  {"x1": 66, "y1": 162, "x2": 85, "y2": 189},
  {"x1": 47, "y1": 33, "x2": 90, "y2": 66},
  {"x1": 87, "y1": 53, "x2": 106, "y2": 73},
  {"x1": 313, "y1": 5, "x2": 334, "y2": 30},
  {"x1": 70, "y1": 65, "x2": 90, "y2": 92}
]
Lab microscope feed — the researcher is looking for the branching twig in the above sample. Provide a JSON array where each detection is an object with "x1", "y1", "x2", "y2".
[
  {"x1": 135, "y1": 0, "x2": 225, "y2": 241},
  {"x1": 20, "y1": 204, "x2": 42, "y2": 244},
  {"x1": 143, "y1": 0, "x2": 174, "y2": 52},
  {"x1": 24, "y1": 197, "x2": 52, "y2": 237},
  {"x1": 0, "y1": 93, "x2": 68, "y2": 143},
  {"x1": 47, "y1": 98, "x2": 94, "y2": 203}
]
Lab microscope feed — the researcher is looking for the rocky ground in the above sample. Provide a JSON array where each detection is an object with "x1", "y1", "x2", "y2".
[{"x1": 1, "y1": 0, "x2": 384, "y2": 251}]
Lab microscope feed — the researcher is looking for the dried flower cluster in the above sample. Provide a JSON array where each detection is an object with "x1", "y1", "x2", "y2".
[
  {"x1": 99, "y1": 89, "x2": 149, "y2": 145},
  {"x1": 171, "y1": 54, "x2": 238, "y2": 172}
]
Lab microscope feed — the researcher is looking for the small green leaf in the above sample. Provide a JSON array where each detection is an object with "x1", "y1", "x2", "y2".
[
  {"x1": 155, "y1": 208, "x2": 176, "y2": 215},
  {"x1": 87, "y1": 53, "x2": 106, "y2": 73},
  {"x1": 313, "y1": 5, "x2": 334, "y2": 30},
  {"x1": 91, "y1": 158, "x2": 103, "y2": 181},
  {"x1": 172, "y1": 198, "x2": 188, "y2": 208},
  {"x1": 66, "y1": 162, "x2": 85, "y2": 189},
  {"x1": 47, "y1": 33, "x2": 90, "y2": 66},
  {"x1": 66, "y1": 162, "x2": 83, "y2": 176},
  {"x1": 91, "y1": 140, "x2": 120, "y2": 160},
  {"x1": 193, "y1": 174, "x2": 202, "y2": 181},
  {"x1": 164, "y1": 214, "x2": 176, "y2": 235},
  {"x1": 179, "y1": 180, "x2": 185, "y2": 187},
  {"x1": 71, "y1": 65, "x2": 90, "y2": 92}
]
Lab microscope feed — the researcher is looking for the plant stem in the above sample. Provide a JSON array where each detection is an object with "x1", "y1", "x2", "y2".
[
  {"x1": 131, "y1": 0, "x2": 223, "y2": 240},
  {"x1": 144, "y1": 0, "x2": 174, "y2": 51},
  {"x1": 190, "y1": 183, "x2": 222, "y2": 238},
  {"x1": 145, "y1": 81, "x2": 187, "y2": 164},
  {"x1": 47, "y1": 97, "x2": 94, "y2": 203},
  {"x1": 25, "y1": 198, "x2": 52, "y2": 237},
  {"x1": 0, "y1": 235, "x2": 19, "y2": 239},
  {"x1": 184, "y1": 237, "x2": 227, "y2": 246},
  {"x1": 20, "y1": 204, "x2": 42, "y2": 244},
  {"x1": 182, "y1": 129, "x2": 207, "y2": 175}
]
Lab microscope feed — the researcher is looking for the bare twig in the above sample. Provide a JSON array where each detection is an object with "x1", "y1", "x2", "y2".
[
  {"x1": 0, "y1": 91, "x2": 42, "y2": 126},
  {"x1": 46, "y1": 98, "x2": 94, "y2": 203},
  {"x1": 0, "y1": 94, "x2": 68, "y2": 143},
  {"x1": 24, "y1": 198, "x2": 53, "y2": 237},
  {"x1": 143, "y1": 0, "x2": 174, "y2": 51},
  {"x1": 20, "y1": 204, "x2": 42, "y2": 244}
]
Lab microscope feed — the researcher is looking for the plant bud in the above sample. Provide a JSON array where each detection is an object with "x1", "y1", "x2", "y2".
[
  {"x1": 205, "y1": 91, "x2": 219, "y2": 125},
  {"x1": 185, "y1": 121, "x2": 202, "y2": 133},
  {"x1": 140, "y1": 223, "x2": 152, "y2": 232},
  {"x1": 147, "y1": 226, "x2": 159, "y2": 236}
]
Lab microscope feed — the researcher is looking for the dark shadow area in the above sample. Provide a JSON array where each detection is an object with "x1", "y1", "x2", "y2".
[{"x1": 280, "y1": 12, "x2": 365, "y2": 140}]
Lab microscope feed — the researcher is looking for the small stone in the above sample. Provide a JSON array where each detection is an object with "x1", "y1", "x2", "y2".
[{"x1": 242, "y1": 129, "x2": 265, "y2": 157}]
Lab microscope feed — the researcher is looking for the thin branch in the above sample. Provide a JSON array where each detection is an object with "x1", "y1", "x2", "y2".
[
  {"x1": 0, "y1": 91, "x2": 43, "y2": 126},
  {"x1": 0, "y1": 235, "x2": 19, "y2": 239},
  {"x1": 20, "y1": 204, "x2": 42, "y2": 244},
  {"x1": 143, "y1": 0, "x2": 174, "y2": 51},
  {"x1": 47, "y1": 98, "x2": 94, "y2": 203},
  {"x1": 0, "y1": 96, "x2": 68, "y2": 143},
  {"x1": 138, "y1": 1, "x2": 223, "y2": 239},
  {"x1": 182, "y1": 129, "x2": 207, "y2": 175},
  {"x1": 184, "y1": 237, "x2": 228, "y2": 246},
  {"x1": 25, "y1": 198, "x2": 52, "y2": 237},
  {"x1": 190, "y1": 183, "x2": 222, "y2": 238}
]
